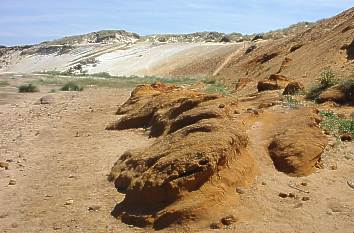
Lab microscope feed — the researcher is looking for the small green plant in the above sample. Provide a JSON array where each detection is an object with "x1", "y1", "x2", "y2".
[
  {"x1": 0, "y1": 81, "x2": 9, "y2": 87},
  {"x1": 306, "y1": 84, "x2": 324, "y2": 100},
  {"x1": 49, "y1": 88, "x2": 57, "y2": 93},
  {"x1": 202, "y1": 78, "x2": 216, "y2": 84},
  {"x1": 306, "y1": 67, "x2": 338, "y2": 101},
  {"x1": 60, "y1": 82, "x2": 83, "y2": 91},
  {"x1": 318, "y1": 67, "x2": 338, "y2": 89},
  {"x1": 18, "y1": 84, "x2": 39, "y2": 93},
  {"x1": 205, "y1": 84, "x2": 230, "y2": 95},
  {"x1": 319, "y1": 110, "x2": 354, "y2": 139},
  {"x1": 282, "y1": 95, "x2": 300, "y2": 108}
]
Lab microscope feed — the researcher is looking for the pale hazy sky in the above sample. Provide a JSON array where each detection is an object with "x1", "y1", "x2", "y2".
[{"x1": 0, "y1": 0, "x2": 353, "y2": 46}]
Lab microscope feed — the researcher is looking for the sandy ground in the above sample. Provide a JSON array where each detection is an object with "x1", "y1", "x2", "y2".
[
  {"x1": 0, "y1": 77, "x2": 353, "y2": 233},
  {"x1": 0, "y1": 79, "x2": 153, "y2": 233}
]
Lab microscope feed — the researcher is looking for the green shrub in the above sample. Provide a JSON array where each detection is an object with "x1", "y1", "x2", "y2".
[
  {"x1": 282, "y1": 95, "x2": 300, "y2": 108},
  {"x1": 18, "y1": 84, "x2": 39, "y2": 93},
  {"x1": 91, "y1": 72, "x2": 112, "y2": 78},
  {"x1": 319, "y1": 110, "x2": 354, "y2": 139},
  {"x1": 60, "y1": 82, "x2": 83, "y2": 91},
  {"x1": 306, "y1": 84, "x2": 325, "y2": 100},
  {"x1": 318, "y1": 67, "x2": 338, "y2": 88},
  {"x1": 339, "y1": 79, "x2": 354, "y2": 98},
  {"x1": 306, "y1": 67, "x2": 338, "y2": 100}
]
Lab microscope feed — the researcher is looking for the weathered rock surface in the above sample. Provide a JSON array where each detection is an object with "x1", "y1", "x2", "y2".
[
  {"x1": 108, "y1": 83, "x2": 255, "y2": 229},
  {"x1": 257, "y1": 74, "x2": 290, "y2": 92},
  {"x1": 317, "y1": 85, "x2": 354, "y2": 105},
  {"x1": 268, "y1": 109, "x2": 328, "y2": 176},
  {"x1": 108, "y1": 83, "x2": 328, "y2": 229},
  {"x1": 283, "y1": 81, "x2": 305, "y2": 95}
]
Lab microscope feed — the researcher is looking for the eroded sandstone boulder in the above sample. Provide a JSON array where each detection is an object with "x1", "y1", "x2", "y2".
[
  {"x1": 108, "y1": 83, "x2": 256, "y2": 229},
  {"x1": 283, "y1": 81, "x2": 305, "y2": 95},
  {"x1": 108, "y1": 83, "x2": 328, "y2": 229},
  {"x1": 268, "y1": 109, "x2": 328, "y2": 176}
]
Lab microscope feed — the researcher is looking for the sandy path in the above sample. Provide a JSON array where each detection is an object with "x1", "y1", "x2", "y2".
[
  {"x1": 212, "y1": 45, "x2": 245, "y2": 76},
  {"x1": 0, "y1": 87, "x2": 152, "y2": 233}
]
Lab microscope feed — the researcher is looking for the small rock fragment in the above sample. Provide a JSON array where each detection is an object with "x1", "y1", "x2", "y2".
[
  {"x1": 65, "y1": 199, "x2": 74, "y2": 205},
  {"x1": 8, "y1": 179, "x2": 16, "y2": 185},
  {"x1": 38, "y1": 95, "x2": 55, "y2": 105},
  {"x1": 88, "y1": 205, "x2": 101, "y2": 212},
  {"x1": 344, "y1": 154, "x2": 352, "y2": 160},
  {"x1": 246, "y1": 108, "x2": 259, "y2": 115},
  {"x1": 340, "y1": 133, "x2": 352, "y2": 142},
  {"x1": 288, "y1": 193, "x2": 296, "y2": 198},
  {"x1": 330, "y1": 164, "x2": 337, "y2": 170},
  {"x1": 53, "y1": 225, "x2": 62, "y2": 230},
  {"x1": 0, "y1": 161, "x2": 9, "y2": 170},
  {"x1": 300, "y1": 182, "x2": 308, "y2": 186},
  {"x1": 221, "y1": 215, "x2": 237, "y2": 226},
  {"x1": 236, "y1": 187, "x2": 245, "y2": 194},
  {"x1": 279, "y1": 192, "x2": 288, "y2": 198},
  {"x1": 328, "y1": 201, "x2": 344, "y2": 213},
  {"x1": 210, "y1": 222, "x2": 223, "y2": 229},
  {"x1": 11, "y1": 223, "x2": 18, "y2": 228},
  {"x1": 218, "y1": 104, "x2": 225, "y2": 108},
  {"x1": 261, "y1": 181, "x2": 267, "y2": 185},
  {"x1": 347, "y1": 180, "x2": 354, "y2": 189},
  {"x1": 0, "y1": 213, "x2": 9, "y2": 219},
  {"x1": 302, "y1": 197, "x2": 310, "y2": 201}
]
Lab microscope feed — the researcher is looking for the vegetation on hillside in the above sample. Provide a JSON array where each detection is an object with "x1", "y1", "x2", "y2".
[
  {"x1": 306, "y1": 67, "x2": 338, "y2": 100},
  {"x1": 320, "y1": 110, "x2": 354, "y2": 139}
]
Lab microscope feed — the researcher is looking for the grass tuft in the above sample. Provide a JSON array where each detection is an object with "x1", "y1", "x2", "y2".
[
  {"x1": 0, "y1": 81, "x2": 9, "y2": 87},
  {"x1": 306, "y1": 67, "x2": 338, "y2": 101},
  {"x1": 282, "y1": 95, "x2": 301, "y2": 108},
  {"x1": 18, "y1": 84, "x2": 39, "y2": 93},
  {"x1": 60, "y1": 82, "x2": 84, "y2": 91},
  {"x1": 205, "y1": 84, "x2": 230, "y2": 95}
]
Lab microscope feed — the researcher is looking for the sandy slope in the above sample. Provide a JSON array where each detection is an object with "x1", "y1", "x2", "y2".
[{"x1": 0, "y1": 42, "x2": 242, "y2": 78}]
